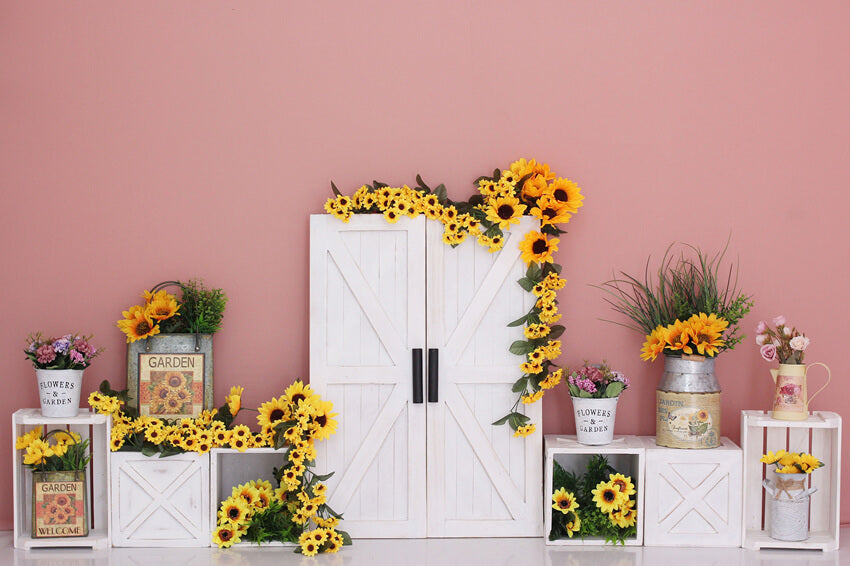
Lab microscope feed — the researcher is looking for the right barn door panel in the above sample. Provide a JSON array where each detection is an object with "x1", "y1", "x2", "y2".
[{"x1": 426, "y1": 217, "x2": 543, "y2": 537}]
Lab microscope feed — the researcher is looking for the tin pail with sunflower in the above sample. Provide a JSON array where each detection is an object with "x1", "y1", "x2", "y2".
[
  {"x1": 656, "y1": 355, "x2": 721, "y2": 449},
  {"x1": 763, "y1": 471, "x2": 817, "y2": 541},
  {"x1": 32, "y1": 470, "x2": 88, "y2": 538}
]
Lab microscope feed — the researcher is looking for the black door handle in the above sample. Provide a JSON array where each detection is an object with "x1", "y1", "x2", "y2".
[
  {"x1": 428, "y1": 349, "x2": 438, "y2": 403},
  {"x1": 412, "y1": 349, "x2": 423, "y2": 404}
]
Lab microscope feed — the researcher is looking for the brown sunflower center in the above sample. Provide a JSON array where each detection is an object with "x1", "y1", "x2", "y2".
[
  {"x1": 543, "y1": 207, "x2": 557, "y2": 219},
  {"x1": 553, "y1": 189, "x2": 568, "y2": 202},
  {"x1": 316, "y1": 415, "x2": 327, "y2": 427},
  {"x1": 291, "y1": 393, "x2": 305, "y2": 405},
  {"x1": 136, "y1": 320, "x2": 152, "y2": 335},
  {"x1": 220, "y1": 529, "x2": 232, "y2": 541},
  {"x1": 168, "y1": 376, "x2": 182, "y2": 387},
  {"x1": 270, "y1": 409, "x2": 285, "y2": 421},
  {"x1": 497, "y1": 204, "x2": 515, "y2": 219},
  {"x1": 612, "y1": 480, "x2": 626, "y2": 491},
  {"x1": 227, "y1": 507, "x2": 240, "y2": 520},
  {"x1": 604, "y1": 490, "x2": 616, "y2": 502},
  {"x1": 558, "y1": 499, "x2": 571, "y2": 509},
  {"x1": 532, "y1": 239, "x2": 549, "y2": 254},
  {"x1": 158, "y1": 388, "x2": 170, "y2": 399}
]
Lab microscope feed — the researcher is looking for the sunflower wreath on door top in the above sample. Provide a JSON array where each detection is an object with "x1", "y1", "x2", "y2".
[{"x1": 324, "y1": 158, "x2": 584, "y2": 436}]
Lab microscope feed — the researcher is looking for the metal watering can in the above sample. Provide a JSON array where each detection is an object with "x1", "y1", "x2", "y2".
[{"x1": 770, "y1": 362, "x2": 830, "y2": 420}]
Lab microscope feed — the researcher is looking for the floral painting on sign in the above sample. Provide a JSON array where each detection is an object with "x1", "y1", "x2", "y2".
[{"x1": 139, "y1": 354, "x2": 204, "y2": 418}]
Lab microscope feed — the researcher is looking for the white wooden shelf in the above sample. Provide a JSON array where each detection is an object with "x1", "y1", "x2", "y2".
[
  {"x1": 544, "y1": 435, "x2": 645, "y2": 546},
  {"x1": 12, "y1": 408, "x2": 111, "y2": 550},
  {"x1": 741, "y1": 410, "x2": 841, "y2": 551}
]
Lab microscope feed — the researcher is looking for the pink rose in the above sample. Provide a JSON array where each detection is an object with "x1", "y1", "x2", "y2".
[
  {"x1": 760, "y1": 344, "x2": 777, "y2": 362},
  {"x1": 756, "y1": 321, "x2": 767, "y2": 334},
  {"x1": 773, "y1": 315, "x2": 786, "y2": 326},
  {"x1": 790, "y1": 336, "x2": 810, "y2": 351}
]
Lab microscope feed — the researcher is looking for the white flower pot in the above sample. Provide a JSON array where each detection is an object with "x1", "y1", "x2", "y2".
[
  {"x1": 571, "y1": 396, "x2": 619, "y2": 445},
  {"x1": 36, "y1": 369, "x2": 84, "y2": 418}
]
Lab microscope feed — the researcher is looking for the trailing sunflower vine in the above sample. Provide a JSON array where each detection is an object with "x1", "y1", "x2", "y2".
[{"x1": 324, "y1": 158, "x2": 583, "y2": 436}]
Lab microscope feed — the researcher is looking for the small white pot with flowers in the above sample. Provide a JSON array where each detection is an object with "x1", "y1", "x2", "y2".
[
  {"x1": 567, "y1": 363, "x2": 629, "y2": 445},
  {"x1": 24, "y1": 333, "x2": 101, "y2": 418}
]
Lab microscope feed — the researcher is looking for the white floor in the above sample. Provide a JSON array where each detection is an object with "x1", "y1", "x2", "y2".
[{"x1": 3, "y1": 530, "x2": 850, "y2": 566}]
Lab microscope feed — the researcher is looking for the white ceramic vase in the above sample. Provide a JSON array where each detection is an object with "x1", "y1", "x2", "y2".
[
  {"x1": 36, "y1": 368, "x2": 84, "y2": 418},
  {"x1": 571, "y1": 396, "x2": 619, "y2": 445}
]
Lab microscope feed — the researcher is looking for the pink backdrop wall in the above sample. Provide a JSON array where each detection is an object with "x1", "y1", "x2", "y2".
[{"x1": 2, "y1": 2, "x2": 849, "y2": 529}]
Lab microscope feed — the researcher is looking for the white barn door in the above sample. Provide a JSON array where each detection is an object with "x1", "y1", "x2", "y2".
[
  {"x1": 426, "y1": 217, "x2": 543, "y2": 537},
  {"x1": 309, "y1": 214, "x2": 427, "y2": 538}
]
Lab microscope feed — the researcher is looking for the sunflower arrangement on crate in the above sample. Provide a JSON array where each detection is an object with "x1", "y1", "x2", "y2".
[
  {"x1": 324, "y1": 158, "x2": 584, "y2": 435},
  {"x1": 212, "y1": 381, "x2": 349, "y2": 555},
  {"x1": 550, "y1": 455, "x2": 637, "y2": 544},
  {"x1": 88, "y1": 382, "x2": 247, "y2": 456}
]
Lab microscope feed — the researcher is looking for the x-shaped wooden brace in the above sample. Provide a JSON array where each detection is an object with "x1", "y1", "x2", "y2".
[
  {"x1": 659, "y1": 464, "x2": 729, "y2": 533},
  {"x1": 119, "y1": 460, "x2": 202, "y2": 538}
]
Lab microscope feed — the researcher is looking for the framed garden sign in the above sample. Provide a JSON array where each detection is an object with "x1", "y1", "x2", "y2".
[{"x1": 127, "y1": 334, "x2": 214, "y2": 418}]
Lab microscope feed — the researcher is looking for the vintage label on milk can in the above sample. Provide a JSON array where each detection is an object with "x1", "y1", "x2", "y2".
[{"x1": 656, "y1": 391, "x2": 720, "y2": 449}]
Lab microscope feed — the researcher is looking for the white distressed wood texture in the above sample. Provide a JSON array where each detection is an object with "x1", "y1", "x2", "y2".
[
  {"x1": 12, "y1": 408, "x2": 111, "y2": 550},
  {"x1": 310, "y1": 215, "x2": 427, "y2": 538},
  {"x1": 310, "y1": 214, "x2": 542, "y2": 537},
  {"x1": 427, "y1": 216, "x2": 541, "y2": 537},
  {"x1": 544, "y1": 435, "x2": 645, "y2": 546},
  {"x1": 644, "y1": 437, "x2": 743, "y2": 547},
  {"x1": 110, "y1": 451, "x2": 210, "y2": 547},
  {"x1": 740, "y1": 411, "x2": 841, "y2": 551}
]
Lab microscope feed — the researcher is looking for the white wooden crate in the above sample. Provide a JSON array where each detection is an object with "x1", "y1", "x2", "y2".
[
  {"x1": 209, "y1": 447, "x2": 295, "y2": 547},
  {"x1": 741, "y1": 410, "x2": 841, "y2": 551},
  {"x1": 110, "y1": 451, "x2": 210, "y2": 547},
  {"x1": 644, "y1": 437, "x2": 743, "y2": 547},
  {"x1": 12, "y1": 408, "x2": 111, "y2": 550},
  {"x1": 544, "y1": 435, "x2": 645, "y2": 546}
]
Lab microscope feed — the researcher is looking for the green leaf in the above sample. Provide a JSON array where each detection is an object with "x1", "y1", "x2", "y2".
[
  {"x1": 338, "y1": 530, "x2": 353, "y2": 545},
  {"x1": 511, "y1": 377, "x2": 528, "y2": 393},
  {"x1": 605, "y1": 381, "x2": 625, "y2": 397},
  {"x1": 507, "y1": 314, "x2": 528, "y2": 327},
  {"x1": 492, "y1": 414, "x2": 511, "y2": 426},
  {"x1": 311, "y1": 471, "x2": 335, "y2": 482},
  {"x1": 578, "y1": 389, "x2": 593, "y2": 398},
  {"x1": 434, "y1": 184, "x2": 448, "y2": 204},
  {"x1": 548, "y1": 325, "x2": 566, "y2": 340},
  {"x1": 526, "y1": 262, "x2": 542, "y2": 281},
  {"x1": 330, "y1": 181, "x2": 342, "y2": 197},
  {"x1": 517, "y1": 277, "x2": 536, "y2": 292},
  {"x1": 415, "y1": 174, "x2": 431, "y2": 192},
  {"x1": 141, "y1": 445, "x2": 159, "y2": 457},
  {"x1": 509, "y1": 340, "x2": 534, "y2": 355},
  {"x1": 568, "y1": 384, "x2": 580, "y2": 397}
]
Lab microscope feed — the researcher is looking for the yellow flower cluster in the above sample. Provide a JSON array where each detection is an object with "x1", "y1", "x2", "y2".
[
  {"x1": 16, "y1": 429, "x2": 81, "y2": 467},
  {"x1": 591, "y1": 473, "x2": 638, "y2": 529},
  {"x1": 551, "y1": 487, "x2": 581, "y2": 537},
  {"x1": 116, "y1": 289, "x2": 180, "y2": 343},
  {"x1": 760, "y1": 450, "x2": 823, "y2": 474},
  {"x1": 640, "y1": 313, "x2": 729, "y2": 362}
]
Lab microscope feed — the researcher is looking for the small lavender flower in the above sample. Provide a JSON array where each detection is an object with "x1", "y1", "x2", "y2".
[{"x1": 52, "y1": 338, "x2": 71, "y2": 354}]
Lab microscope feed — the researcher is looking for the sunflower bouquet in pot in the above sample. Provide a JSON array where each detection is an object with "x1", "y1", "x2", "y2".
[{"x1": 550, "y1": 455, "x2": 637, "y2": 544}]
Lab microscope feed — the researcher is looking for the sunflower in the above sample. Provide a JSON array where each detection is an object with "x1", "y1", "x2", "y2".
[
  {"x1": 530, "y1": 195, "x2": 572, "y2": 226},
  {"x1": 146, "y1": 293, "x2": 180, "y2": 321},
  {"x1": 640, "y1": 325, "x2": 669, "y2": 362},
  {"x1": 117, "y1": 305, "x2": 160, "y2": 343},
  {"x1": 617, "y1": 501, "x2": 638, "y2": 528},
  {"x1": 284, "y1": 381, "x2": 317, "y2": 408},
  {"x1": 484, "y1": 195, "x2": 527, "y2": 230},
  {"x1": 665, "y1": 320, "x2": 694, "y2": 355},
  {"x1": 225, "y1": 385, "x2": 243, "y2": 417},
  {"x1": 608, "y1": 473, "x2": 636, "y2": 498},
  {"x1": 23, "y1": 439, "x2": 53, "y2": 466},
  {"x1": 301, "y1": 540, "x2": 320, "y2": 557},
  {"x1": 521, "y1": 390, "x2": 544, "y2": 405},
  {"x1": 695, "y1": 410, "x2": 710, "y2": 422},
  {"x1": 799, "y1": 453, "x2": 822, "y2": 472},
  {"x1": 219, "y1": 496, "x2": 251, "y2": 525},
  {"x1": 144, "y1": 425, "x2": 166, "y2": 445},
  {"x1": 565, "y1": 513, "x2": 581, "y2": 537},
  {"x1": 478, "y1": 179, "x2": 500, "y2": 197},
  {"x1": 543, "y1": 272, "x2": 566, "y2": 290},
  {"x1": 687, "y1": 312, "x2": 729, "y2": 335},
  {"x1": 307, "y1": 399, "x2": 338, "y2": 441},
  {"x1": 257, "y1": 396, "x2": 290, "y2": 434},
  {"x1": 232, "y1": 483, "x2": 260, "y2": 507},
  {"x1": 165, "y1": 371, "x2": 187, "y2": 389},
  {"x1": 520, "y1": 361, "x2": 543, "y2": 375},
  {"x1": 325, "y1": 536, "x2": 342, "y2": 553},
  {"x1": 524, "y1": 323, "x2": 550, "y2": 340},
  {"x1": 686, "y1": 318, "x2": 726, "y2": 357},
  {"x1": 16, "y1": 428, "x2": 41, "y2": 450},
  {"x1": 213, "y1": 523, "x2": 241, "y2": 548},
  {"x1": 592, "y1": 481, "x2": 627, "y2": 514},
  {"x1": 760, "y1": 450, "x2": 786, "y2": 465},
  {"x1": 546, "y1": 177, "x2": 584, "y2": 214},
  {"x1": 230, "y1": 436, "x2": 248, "y2": 452},
  {"x1": 519, "y1": 231, "x2": 559, "y2": 266},
  {"x1": 552, "y1": 487, "x2": 579, "y2": 514},
  {"x1": 541, "y1": 369, "x2": 563, "y2": 390}
]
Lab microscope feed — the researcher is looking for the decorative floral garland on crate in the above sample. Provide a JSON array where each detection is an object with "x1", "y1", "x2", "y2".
[
  {"x1": 324, "y1": 158, "x2": 584, "y2": 436},
  {"x1": 88, "y1": 380, "x2": 349, "y2": 555}
]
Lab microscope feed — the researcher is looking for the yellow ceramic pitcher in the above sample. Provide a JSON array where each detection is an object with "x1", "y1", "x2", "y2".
[{"x1": 770, "y1": 362, "x2": 831, "y2": 420}]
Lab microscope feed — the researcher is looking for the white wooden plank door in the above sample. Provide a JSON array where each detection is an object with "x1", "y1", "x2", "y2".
[
  {"x1": 309, "y1": 214, "x2": 427, "y2": 538},
  {"x1": 426, "y1": 217, "x2": 543, "y2": 537}
]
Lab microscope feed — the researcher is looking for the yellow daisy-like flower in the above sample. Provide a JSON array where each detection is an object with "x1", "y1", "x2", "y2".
[
  {"x1": 520, "y1": 361, "x2": 543, "y2": 375},
  {"x1": 546, "y1": 177, "x2": 584, "y2": 214},
  {"x1": 539, "y1": 309, "x2": 562, "y2": 324},
  {"x1": 110, "y1": 435, "x2": 126, "y2": 451},
  {"x1": 146, "y1": 293, "x2": 180, "y2": 321},
  {"x1": 592, "y1": 481, "x2": 627, "y2": 514},
  {"x1": 213, "y1": 429, "x2": 231, "y2": 446},
  {"x1": 552, "y1": 487, "x2": 579, "y2": 514},
  {"x1": 484, "y1": 195, "x2": 527, "y2": 230},
  {"x1": 609, "y1": 473, "x2": 636, "y2": 498},
  {"x1": 225, "y1": 385, "x2": 243, "y2": 417},
  {"x1": 520, "y1": 175, "x2": 549, "y2": 201},
  {"x1": 218, "y1": 496, "x2": 251, "y2": 525},
  {"x1": 257, "y1": 396, "x2": 290, "y2": 434},
  {"x1": 685, "y1": 316, "x2": 726, "y2": 357},
  {"x1": 543, "y1": 339, "x2": 561, "y2": 359},
  {"x1": 565, "y1": 513, "x2": 581, "y2": 537},
  {"x1": 519, "y1": 231, "x2": 559, "y2": 266},
  {"x1": 524, "y1": 323, "x2": 550, "y2": 340},
  {"x1": 530, "y1": 195, "x2": 573, "y2": 226},
  {"x1": 687, "y1": 312, "x2": 729, "y2": 335},
  {"x1": 777, "y1": 465, "x2": 800, "y2": 474},
  {"x1": 117, "y1": 305, "x2": 160, "y2": 343},
  {"x1": 799, "y1": 453, "x2": 822, "y2": 472},
  {"x1": 15, "y1": 428, "x2": 41, "y2": 450},
  {"x1": 301, "y1": 540, "x2": 320, "y2": 557},
  {"x1": 760, "y1": 450, "x2": 786, "y2": 465},
  {"x1": 541, "y1": 369, "x2": 563, "y2": 390},
  {"x1": 521, "y1": 390, "x2": 544, "y2": 404},
  {"x1": 640, "y1": 325, "x2": 669, "y2": 362},
  {"x1": 314, "y1": 515, "x2": 339, "y2": 529},
  {"x1": 284, "y1": 380, "x2": 317, "y2": 408},
  {"x1": 212, "y1": 523, "x2": 241, "y2": 548},
  {"x1": 513, "y1": 424, "x2": 536, "y2": 438},
  {"x1": 665, "y1": 320, "x2": 693, "y2": 355},
  {"x1": 478, "y1": 179, "x2": 500, "y2": 197},
  {"x1": 543, "y1": 272, "x2": 566, "y2": 290},
  {"x1": 311, "y1": 399, "x2": 339, "y2": 441},
  {"x1": 144, "y1": 425, "x2": 166, "y2": 445},
  {"x1": 232, "y1": 483, "x2": 261, "y2": 507}
]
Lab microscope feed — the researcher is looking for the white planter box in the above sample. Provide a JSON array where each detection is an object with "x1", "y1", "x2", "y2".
[
  {"x1": 741, "y1": 410, "x2": 841, "y2": 551},
  {"x1": 209, "y1": 447, "x2": 295, "y2": 547},
  {"x1": 644, "y1": 437, "x2": 742, "y2": 547},
  {"x1": 544, "y1": 435, "x2": 645, "y2": 546},
  {"x1": 110, "y1": 451, "x2": 210, "y2": 547},
  {"x1": 12, "y1": 409, "x2": 111, "y2": 550}
]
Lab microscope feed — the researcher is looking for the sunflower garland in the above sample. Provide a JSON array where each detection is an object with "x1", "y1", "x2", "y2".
[
  {"x1": 325, "y1": 159, "x2": 583, "y2": 435},
  {"x1": 550, "y1": 455, "x2": 637, "y2": 544}
]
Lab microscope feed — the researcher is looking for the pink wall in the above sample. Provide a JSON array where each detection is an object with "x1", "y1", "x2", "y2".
[{"x1": 2, "y1": 2, "x2": 849, "y2": 529}]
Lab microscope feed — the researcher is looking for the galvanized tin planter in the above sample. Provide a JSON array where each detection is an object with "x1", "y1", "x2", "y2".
[
  {"x1": 127, "y1": 333, "x2": 214, "y2": 419},
  {"x1": 656, "y1": 356, "x2": 721, "y2": 449},
  {"x1": 32, "y1": 470, "x2": 88, "y2": 538}
]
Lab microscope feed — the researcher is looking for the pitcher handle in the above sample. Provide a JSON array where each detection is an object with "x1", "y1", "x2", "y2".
[{"x1": 806, "y1": 362, "x2": 831, "y2": 408}]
